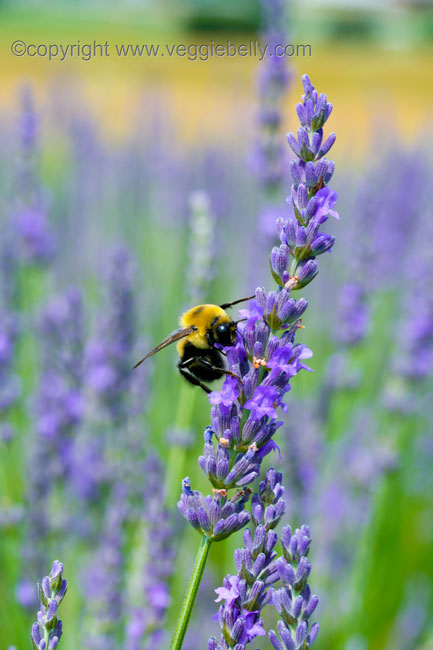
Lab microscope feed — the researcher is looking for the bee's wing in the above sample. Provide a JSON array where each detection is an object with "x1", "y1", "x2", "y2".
[{"x1": 133, "y1": 326, "x2": 196, "y2": 369}]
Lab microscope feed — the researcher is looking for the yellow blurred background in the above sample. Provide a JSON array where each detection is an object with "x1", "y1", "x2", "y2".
[{"x1": 1, "y1": 2, "x2": 432, "y2": 158}]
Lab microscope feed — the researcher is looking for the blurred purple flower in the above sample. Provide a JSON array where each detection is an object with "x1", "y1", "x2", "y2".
[
  {"x1": 312, "y1": 411, "x2": 397, "y2": 578},
  {"x1": 0, "y1": 313, "x2": 20, "y2": 428},
  {"x1": 14, "y1": 207, "x2": 55, "y2": 263},
  {"x1": 19, "y1": 85, "x2": 38, "y2": 152},
  {"x1": 35, "y1": 288, "x2": 84, "y2": 476},
  {"x1": 11, "y1": 87, "x2": 55, "y2": 266},
  {"x1": 282, "y1": 400, "x2": 324, "y2": 521},
  {"x1": 0, "y1": 422, "x2": 16, "y2": 444},
  {"x1": 16, "y1": 579, "x2": 38, "y2": 609},
  {"x1": 335, "y1": 282, "x2": 369, "y2": 346},
  {"x1": 19, "y1": 288, "x2": 84, "y2": 600},
  {"x1": 74, "y1": 245, "x2": 147, "y2": 502},
  {"x1": 251, "y1": 0, "x2": 293, "y2": 248},
  {"x1": 125, "y1": 454, "x2": 176, "y2": 650},
  {"x1": 251, "y1": 0, "x2": 292, "y2": 196},
  {"x1": 84, "y1": 485, "x2": 128, "y2": 650},
  {"x1": 85, "y1": 245, "x2": 138, "y2": 424},
  {"x1": 384, "y1": 186, "x2": 433, "y2": 410}
]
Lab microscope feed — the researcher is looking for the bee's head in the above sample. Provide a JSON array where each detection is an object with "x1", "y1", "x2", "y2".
[{"x1": 213, "y1": 320, "x2": 237, "y2": 347}]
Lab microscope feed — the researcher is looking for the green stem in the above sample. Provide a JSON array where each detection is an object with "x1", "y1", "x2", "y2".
[
  {"x1": 170, "y1": 535, "x2": 212, "y2": 650},
  {"x1": 164, "y1": 383, "x2": 197, "y2": 505}
]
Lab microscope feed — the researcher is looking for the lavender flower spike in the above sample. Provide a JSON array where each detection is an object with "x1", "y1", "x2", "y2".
[
  {"x1": 178, "y1": 477, "x2": 252, "y2": 542},
  {"x1": 175, "y1": 75, "x2": 333, "y2": 650},
  {"x1": 209, "y1": 469, "x2": 286, "y2": 650},
  {"x1": 209, "y1": 469, "x2": 320, "y2": 650},
  {"x1": 31, "y1": 561, "x2": 67, "y2": 650},
  {"x1": 273, "y1": 74, "x2": 337, "y2": 291},
  {"x1": 269, "y1": 525, "x2": 319, "y2": 650},
  {"x1": 179, "y1": 75, "x2": 337, "y2": 549}
]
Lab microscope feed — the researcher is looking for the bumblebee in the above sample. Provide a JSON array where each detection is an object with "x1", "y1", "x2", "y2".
[{"x1": 133, "y1": 296, "x2": 254, "y2": 393}]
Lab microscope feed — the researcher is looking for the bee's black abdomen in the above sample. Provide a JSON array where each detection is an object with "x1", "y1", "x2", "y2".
[{"x1": 179, "y1": 342, "x2": 225, "y2": 382}]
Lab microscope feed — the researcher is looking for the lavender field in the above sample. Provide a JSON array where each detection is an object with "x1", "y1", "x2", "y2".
[{"x1": 1, "y1": 2, "x2": 433, "y2": 650}]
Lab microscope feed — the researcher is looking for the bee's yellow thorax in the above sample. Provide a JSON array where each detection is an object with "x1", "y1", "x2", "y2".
[{"x1": 177, "y1": 304, "x2": 230, "y2": 353}]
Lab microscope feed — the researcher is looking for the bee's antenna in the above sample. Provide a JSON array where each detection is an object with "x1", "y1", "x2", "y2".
[{"x1": 220, "y1": 295, "x2": 255, "y2": 310}]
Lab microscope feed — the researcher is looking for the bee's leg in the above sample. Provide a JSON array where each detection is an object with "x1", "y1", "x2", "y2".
[
  {"x1": 198, "y1": 358, "x2": 242, "y2": 383},
  {"x1": 220, "y1": 295, "x2": 255, "y2": 310},
  {"x1": 178, "y1": 359, "x2": 212, "y2": 394},
  {"x1": 178, "y1": 368, "x2": 212, "y2": 394}
]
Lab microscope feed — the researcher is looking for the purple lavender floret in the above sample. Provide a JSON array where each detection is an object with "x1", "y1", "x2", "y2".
[
  {"x1": 30, "y1": 560, "x2": 67, "y2": 650},
  {"x1": 178, "y1": 478, "x2": 252, "y2": 542}
]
